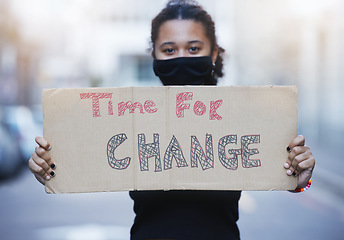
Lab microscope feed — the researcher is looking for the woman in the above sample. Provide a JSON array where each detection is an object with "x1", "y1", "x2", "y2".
[{"x1": 29, "y1": 1, "x2": 315, "y2": 239}]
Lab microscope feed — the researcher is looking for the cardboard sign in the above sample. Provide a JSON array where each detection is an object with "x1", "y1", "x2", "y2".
[{"x1": 43, "y1": 86, "x2": 298, "y2": 193}]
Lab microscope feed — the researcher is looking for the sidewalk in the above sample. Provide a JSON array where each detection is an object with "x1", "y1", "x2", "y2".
[
  {"x1": 238, "y1": 140, "x2": 344, "y2": 240},
  {"x1": 0, "y1": 142, "x2": 343, "y2": 240},
  {"x1": 307, "y1": 139, "x2": 344, "y2": 203}
]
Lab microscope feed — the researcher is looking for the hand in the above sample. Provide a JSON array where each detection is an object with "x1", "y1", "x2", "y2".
[
  {"x1": 28, "y1": 136, "x2": 56, "y2": 185},
  {"x1": 284, "y1": 135, "x2": 315, "y2": 189}
]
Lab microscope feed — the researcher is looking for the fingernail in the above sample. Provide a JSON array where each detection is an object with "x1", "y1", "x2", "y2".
[
  {"x1": 45, "y1": 175, "x2": 51, "y2": 180},
  {"x1": 286, "y1": 169, "x2": 292, "y2": 175},
  {"x1": 284, "y1": 163, "x2": 289, "y2": 168},
  {"x1": 286, "y1": 146, "x2": 291, "y2": 152},
  {"x1": 47, "y1": 145, "x2": 52, "y2": 151},
  {"x1": 50, "y1": 164, "x2": 56, "y2": 169},
  {"x1": 50, "y1": 171, "x2": 55, "y2": 176}
]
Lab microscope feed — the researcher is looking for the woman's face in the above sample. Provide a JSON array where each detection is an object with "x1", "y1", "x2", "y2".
[{"x1": 154, "y1": 19, "x2": 218, "y2": 62}]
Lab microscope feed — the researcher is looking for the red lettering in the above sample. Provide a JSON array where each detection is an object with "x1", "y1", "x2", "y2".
[
  {"x1": 118, "y1": 101, "x2": 145, "y2": 116},
  {"x1": 108, "y1": 101, "x2": 113, "y2": 115},
  {"x1": 144, "y1": 100, "x2": 158, "y2": 113},
  {"x1": 80, "y1": 93, "x2": 113, "y2": 117},
  {"x1": 176, "y1": 92, "x2": 193, "y2": 118},
  {"x1": 193, "y1": 101, "x2": 206, "y2": 116},
  {"x1": 210, "y1": 100, "x2": 223, "y2": 120}
]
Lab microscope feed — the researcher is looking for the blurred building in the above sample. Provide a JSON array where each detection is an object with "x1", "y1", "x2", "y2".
[
  {"x1": 0, "y1": 0, "x2": 343, "y2": 148},
  {"x1": 232, "y1": 0, "x2": 344, "y2": 149},
  {"x1": 0, "y1": 0, "x2": 40, "y2": 105}
]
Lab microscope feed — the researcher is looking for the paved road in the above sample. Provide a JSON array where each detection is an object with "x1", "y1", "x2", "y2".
[{"x1": 0, "y1": 142, "x2": 343, "y2": 240}]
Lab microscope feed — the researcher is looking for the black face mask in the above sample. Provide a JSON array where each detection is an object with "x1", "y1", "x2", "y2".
[{"x1": 153, "y1": 56, "x2": 213, "y2": 86}]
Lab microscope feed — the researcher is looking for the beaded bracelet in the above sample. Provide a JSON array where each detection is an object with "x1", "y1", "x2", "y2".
[{"x1": 295, "y1": 179, "x2": 312, "y2": 192}]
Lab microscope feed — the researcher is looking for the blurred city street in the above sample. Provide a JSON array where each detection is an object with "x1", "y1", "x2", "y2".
[
  {"x1": 1, "y1": 0, "x2": 344, "y2": 239},
  {"x1": 0, "y1": 139, "x2": 343, "y2": 240}
]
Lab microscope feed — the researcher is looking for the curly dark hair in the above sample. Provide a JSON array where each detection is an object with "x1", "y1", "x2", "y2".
[{"x1": 151, "y1": 0, "x2": 225, "y2": 85}]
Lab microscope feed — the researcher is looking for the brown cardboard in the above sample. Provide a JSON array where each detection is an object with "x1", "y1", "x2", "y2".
[{"x1": 43, "y1": 86, "x2": 298, "y2": 193}]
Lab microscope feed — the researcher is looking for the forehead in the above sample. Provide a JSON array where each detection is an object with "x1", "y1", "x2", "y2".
[{"x1": 156, "y1": 19, "x2": 209, "y2": 44}]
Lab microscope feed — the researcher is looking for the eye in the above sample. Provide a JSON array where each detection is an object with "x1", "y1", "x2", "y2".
[
  {"x1": 162, "y1": 48, "x2": 175, "y2": 54},
  {"x1": 189, "y1": 46, "x2": 201, "y2": 53}
]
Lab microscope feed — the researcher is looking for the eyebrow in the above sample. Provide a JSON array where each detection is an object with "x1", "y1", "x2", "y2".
[
  {"x1": 159, "y1": 40, "x2": 205, "y2": 49},
  {"x1": 159, "y1": 42, "x2": 175, "y2": 48},
  {"x1": 188, "y1": 40, "x2": 204, "y2": 45}
]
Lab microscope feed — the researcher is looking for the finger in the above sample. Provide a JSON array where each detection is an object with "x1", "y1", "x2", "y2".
[
  {"x1": 285, "y1": 136, "x2": 305, "y2": 169},
  {"x1": 28, "y1": 157, "x2": 51, "y2": 181},
  {"x1": 284, "y1": 160, "x2": 294, "y2": 176},
  {"x1": 285, "y1": 165, "x2": 298, "y2": 176},
  {"x1": 296, "y1": 156, "x2": 315, "y2": 173},
  {"x1": 35, "y1": 146, "x2": 55, "y2": 168},
  {"x1": 31, "y1": 152, "x2": 56, "y2": 178},
  {"x1": 291, "y1": 147, "x2": 311, "y2": 169},
  {"x1": 288, "y1": 145, "x2": 309, "y2": 162},
  {"x1": 287, "y1": 135, "x2": 305, "y2": 149},
  {"x1": 32, "y1": 151, "x2": 50, "y2": 172},
  {"x1": 287, "y1": 150, "x2": 312, "y2": 176},
  {"x1": 35, "y1": 136, "x2": 51, "y2": 151},
  {"x1": 284, "y1": 145, "x2": 307, "y2": 170}
]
